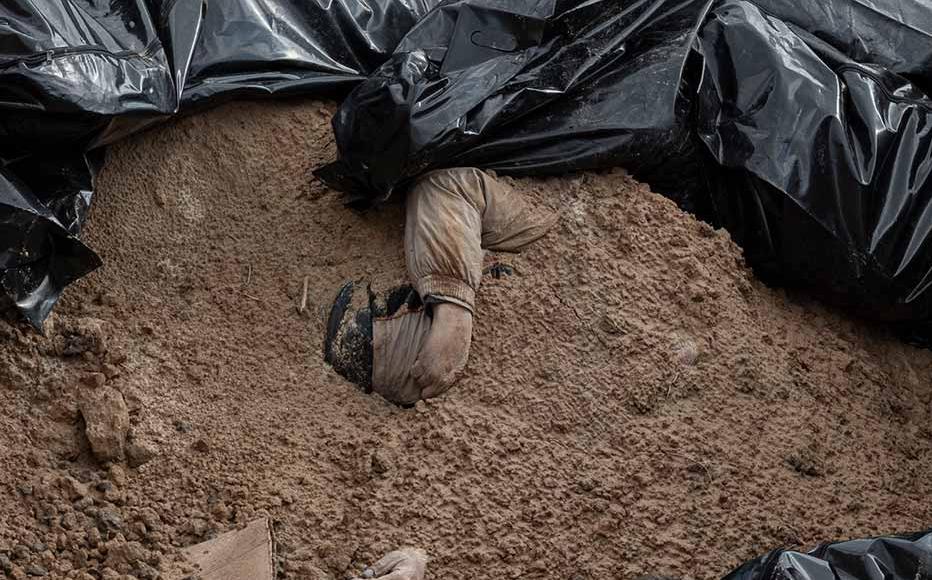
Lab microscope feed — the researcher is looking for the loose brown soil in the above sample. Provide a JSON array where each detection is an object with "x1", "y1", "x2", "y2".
[{"x1": 0, "y1": 100, "x2": 930, "y2": 580}]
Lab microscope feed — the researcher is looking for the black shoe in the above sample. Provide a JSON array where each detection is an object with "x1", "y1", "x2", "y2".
[
  {"x1": 324, "y1": 282, "x2": 424, "y2": 394},
  {"x1": 324, "y1": 282, "x2": 374, "y2": 392}
]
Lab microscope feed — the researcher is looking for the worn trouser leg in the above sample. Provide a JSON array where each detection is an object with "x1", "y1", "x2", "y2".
[
  {"x1": 404, "y1": 167, "x2": 559, "y2": 311},
  {"x1": 368, "y1": 168, "x2": 557, "y2": 403}
]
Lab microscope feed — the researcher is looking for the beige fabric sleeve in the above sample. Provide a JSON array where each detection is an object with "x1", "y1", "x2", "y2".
[
  {"x1": 405, "y1": 167, "x2": 558, "y2": 311},
  {"x1": 372, "y1": 300, "x2": 432, "y2": 405}
]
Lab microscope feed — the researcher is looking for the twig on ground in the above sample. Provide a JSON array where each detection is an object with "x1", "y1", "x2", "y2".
[{"x1": 298, "y1": 276, "x2": 309, "y2": 314}]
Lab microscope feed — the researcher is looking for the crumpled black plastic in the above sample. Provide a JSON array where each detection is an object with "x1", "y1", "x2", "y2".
[
  {"x1": 152, "y1": 0, "x2": 439, "y2": 109},
  {"x1": 724, "y1": 530, "x2": 932, "y2": 580},
  {"x1": 0, "y1": 165, "x2": 103, "y2": 327},
  {"x1": 320, "y1": 0, "x2": 932, "y2": 331},
  {"x1": 0, "y1": 0, "x2": 435, "y2": 326},
  {"x1": 316, "y1": 0, "x2": 715, "y2": 209},
  {"x1": 697, "y1": 0, "x2": 932, "y2": 325}
]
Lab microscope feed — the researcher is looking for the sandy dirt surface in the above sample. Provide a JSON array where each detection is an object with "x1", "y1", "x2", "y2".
[{"x1": 0, "y1": 100, "x2": 930, "y2": 580}]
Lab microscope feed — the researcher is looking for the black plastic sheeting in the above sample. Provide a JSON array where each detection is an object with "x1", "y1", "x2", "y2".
[
  {"x1": 318, "y1": 0, "x2": 932, "y2": 334},
  {"x1": 697, "y1": 0, "x2": 932, "y2": 327},
  {"x1": 316, "y1": 0, "x2": 714, "y2": 210},
  {"x1": 0, "y1": 0, "x2": 437, "y2": 326},
  {"x1": 725, "y1": 530, "x2": 932, "y2": 580},
  {"x1": 155, "y1": 0, "x2": 439, "y2": 108}
]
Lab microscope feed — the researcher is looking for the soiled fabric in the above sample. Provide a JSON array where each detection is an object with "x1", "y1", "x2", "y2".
[
  {"x1": 362, "y1": 168, "x2": 557, "y2": 403},
  {"x1": 372, "y1": 289, "x2": 432, "y2": 404},
  {"x1": 405, "y1": 167, "x2": 558, "y2": 312}
]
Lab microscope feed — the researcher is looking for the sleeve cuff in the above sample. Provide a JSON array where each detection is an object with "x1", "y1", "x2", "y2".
[{"x1": 414, "y1": 275, "x2": 476, "y2": 312}]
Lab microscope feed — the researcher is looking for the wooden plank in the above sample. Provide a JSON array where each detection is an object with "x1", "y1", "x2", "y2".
[{"x1": 183, "y1": 518, "x2": 275, "y2": 580}]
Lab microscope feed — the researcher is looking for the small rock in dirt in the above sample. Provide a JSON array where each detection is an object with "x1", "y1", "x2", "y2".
[
  {"x1": 60, "y1": 512, "x2": 78, "y2": 530},
  {"x1": 786, "y1": 453, "x2": 823, "y2": 477},
  {"x1": 192, "y1": 439, "x2": 210, "y2": 453},
  {"x1": 17, "y1": 484, "x2": 33, "y2": 496},
  {"x1": 109, "y1": 465, "x2": 127, "y2": 488},
  {"x1": 126, "y1": 440, "x2": 158, "y2": 468},
  {"x1": 134, "y1": 562, "x2": 160, "y2": 580},
  {"x1": 209, "y1": 501, "x2": 230, "y2": 520},
  {"x1": 137, "y1": 509, "x2": 161, "y2": 531},
  {"x1": 56, "y1": 318, "x2": 108, "y2": 357},
  {"x1": 173, "y1": 420, "x2": 193, "y2": 433},
  {"x1": 101, "y1": 364, "x2": 122, "y2": 380},
  {"x1": 0, "y1": 554, "x2": 12, "y2": 573},
  {"x1": 370, "y1": 451, "x2": 390, "y2": 475},
  {"x1": 104, "y1": 487, "x2": 125, "y2": 505},
  {"x1": 577, "y1": 478, "x2": 598, "y2": 492},
  {"x1": 131, "y1": 521, "x2": 147, "y2": 538},
  {"x1": 25, "y1": 565, "x2": 48, "y2": 577},
  {"x1": 672, "y1": 335, "x2": 701, "y2": 367},
  {"x1": 86, "y1": 527, "x2": 102, "y2": 548},
  {"x1": 13, "y1": 545, "x2": 29, "y2": 560},
  {"x1": 122, "y1": 386, "x2": 145, "y2": 415},
  {"x1": 79, "y1": 388, "x2": 130, "y2": 463},
  {"x1": 97, "y1": 481, "x2": 114, "y2": 493},
  {"x1": 75, "y1": 496, "x2": 95, "y2": 511},
  {"x1": 60, "y1": 477, "x2": 90, "y2": 500},
  {"x1": 105, "y1": 540, "x2": 148, "y2": 569},
  {"x1": 97, "y1": 510, "x2": 123, "y2": 532},
  {"x1": 181, "y1": 518, "x2": 208, "y2": 539},
  {"x1": 80, "y1": 372, "x2": 108, "y2": 389}
]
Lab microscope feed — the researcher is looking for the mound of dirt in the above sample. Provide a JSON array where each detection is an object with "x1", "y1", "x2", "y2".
[{"x1": 0, "y1": 100, "x2": 929, "y2": 580}]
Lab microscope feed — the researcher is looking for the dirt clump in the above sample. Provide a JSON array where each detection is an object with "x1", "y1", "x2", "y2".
[
  {"x1": 79, "y1": 388, "x2": 130, "y2": 464},
  {"x1": 0, "y1": 99, "x2": 929, "y2": 579}
]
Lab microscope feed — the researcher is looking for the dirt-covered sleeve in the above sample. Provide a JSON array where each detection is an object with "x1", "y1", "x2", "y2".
[{"x1": 405, "y1": 167, "x2": 558, "y2": 311}]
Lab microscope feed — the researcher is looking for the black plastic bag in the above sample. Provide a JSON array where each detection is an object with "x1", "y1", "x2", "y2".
[
  {"x1": 725, "y1": 530, "x2": 932, "y2": 580},
  {"x1": 316, "y1": 0, "x2": 715, "y2": 208},
  {"x1": 696, "y1": 0, "x2": 932, "y2": 324},
  {"x1": 744, "y1": 0, "x2": 932, "y2": 96},
  {"x1": 0, "y1": 165, "x2": 103, "y2": 327},
  {"x1": 0, "y1": 1, "x2": 178, "y2": 151},
  {"x1": 153, "y1": 0, "x2": 440, "y2": 109}
]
